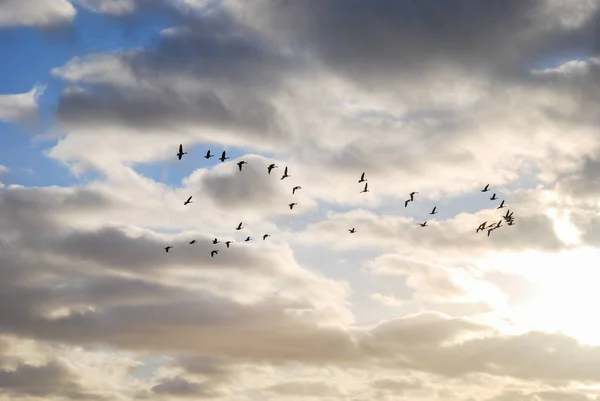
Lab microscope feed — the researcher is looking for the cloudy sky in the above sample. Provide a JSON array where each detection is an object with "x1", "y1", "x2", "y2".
[{"x1": 3, "y1": 0, "x2": 600, "y2": 400}]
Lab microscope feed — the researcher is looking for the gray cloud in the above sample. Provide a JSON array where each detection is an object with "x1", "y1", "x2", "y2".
[{"x1": 0, "y1": 0, "x2": 76, "y2": 27}]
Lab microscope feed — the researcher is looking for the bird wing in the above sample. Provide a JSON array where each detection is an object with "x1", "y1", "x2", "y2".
[{"x1": 179, "y1": 144, "x2": 183, "y2": 153}]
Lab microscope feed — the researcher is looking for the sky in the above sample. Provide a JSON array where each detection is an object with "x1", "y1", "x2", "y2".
[{"x1": 3, "y1": 0, "x2": 600, "y2": 400}]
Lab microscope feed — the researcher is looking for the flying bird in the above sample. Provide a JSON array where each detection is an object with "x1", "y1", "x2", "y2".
[
  {"x1": 236, "y1": 222, "x2": 244, "y2": 230},
  {"x1": 245, "y1": 236, "x2": 252, "y2": 242},
  {"x1": 404, "y1": 199, "x2": 411, "y2": 207},
  {"x1": 225, "y1": 241, "x2": 232, "y2": 248},
  {"x1": 184, "y1": 196, "x2": 193, "y2": 205},
  {"x1": 507, "y1": 220, "x2": 516, "y2": 226},
  {"x1": 360, "y1": 183, "x2": 369, "y2": 193},
  {"x1": 292, "y1": 186, "x2": 302, "y2": 195},
  {"x1": 358, "y1": 172, "x2": 367, "y2": 183},
  {"x1": 212, "y1": 238, "x2": 219, "y2": 245},
  {"x1": 263, "y1": 234, "x2": 270, "y2": 240},
  {"x1": 189, "y1": 239, "x2": 197, "y2": 245},
  {"x1": 490, "y1": 193, "x2": 497, "y2": 200},
  {"x1": 211, "y1": 250, "x2": 218, "y2": 258},
  {"x1": 409, "y1": 192, "x2": 418, "y2": 201},
  {"x1": 476, "y1": 222, "x2": 487, "y2": 233},
  {"x1": 419, "y1": 221, "x2": 428, "y2": 227},
  {"x1": 281, "y1": 166, "x2": 290, "y2": 180},
  {"x1": 165, "y1": 246, "x2": 173, "y2": 252},
  {"x1": 487, "y1": 227, "x2": 495, "y2": 237},
  {"x1": 289, "y1": 202, "x2": 298, "y2": 210},
  {"x1": 503, "y1": 210, "x2": 513, "y2": 221},
  {"x1": 177, "y1": 144, "x2": 187, "y2": 160},
  {"x1": 267, "y1": 163, "x2": 278, "y2": 174},
  {"x1": 348, "y1": 228, "x2": 356, "y2": 233},
  {"x1": 237, "y1": 161, "x2": 247, "y2": 171},
  {"x1": 204, "y1": 150, "x2": 214, "y2": 159},
  {"x1": 482, "y1": 184, "x2": 490, "y2": 192},
  {"x1": 219, "y1": 151, "x2": 229, "y2": 162},
  {"x1": 429, "y1": 206, "x2": 437, "y2": 215},
  {"x1": 497, "y1": 200, "x2": 506, "y2": 209}
]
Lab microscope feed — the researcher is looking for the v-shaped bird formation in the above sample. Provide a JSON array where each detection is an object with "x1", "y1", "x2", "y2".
[{"x1": 165, "y1": 144, "x2": 517, "y2": 253}]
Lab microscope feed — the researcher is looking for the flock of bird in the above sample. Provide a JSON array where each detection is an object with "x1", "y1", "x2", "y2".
[
  {"x1": 168, "y1": 145, "x2": 516, "y2": 253},
  {"x1": 165, "y1": 145, "x2": 301, "y2": 255}
]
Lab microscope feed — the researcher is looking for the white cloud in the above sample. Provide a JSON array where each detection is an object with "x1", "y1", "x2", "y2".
[
  {"x1": 0, "y1": 0, "x2": 76, "y2": 27},
  {"x1": 0, "y1": 85, "x2": 44, "y2": 123}
]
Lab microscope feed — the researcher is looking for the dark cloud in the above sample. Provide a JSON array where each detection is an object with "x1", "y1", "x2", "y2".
[
  {"x1": 0, "y1": 359, "x2": 100, "y2": 399},
  {"x1": 266, "y1": 380, "x2": 343, "y2": 397},
  {"x1": 55, "y1": 6, "x2": 295, "y2": 148},
  {"x1": 151, "y1": 377, "x2": 221, "y2": 398},
  {"x1": 240, "y1": 0, "x2": 597, "y2": 85}
]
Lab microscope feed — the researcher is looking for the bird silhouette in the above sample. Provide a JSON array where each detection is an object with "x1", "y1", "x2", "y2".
[
  {"x1": 225, "y1": 241, "x2": 232, "y2": 248},
  {"x1": 360, "y1": 183, "x2": 369, "y2": 193},
  {"x1": 219, "y1": 151, "x2": 229, "y2": 162},
  {"x1": 263, "y1": 234, "x2": 270, "y2": 240},
  {"x1": 481, "y1": 184, "x2": 490, "y2": 192},
  {"x1": 236, "y1": 222, "x2": 243, "y2": 230},
  {"x1": 165, "y1": 246, "x2": 173, "y2": 252},
  {"x1": 245, "y1": 236, "x2": 252, "y2": 242},
  {"x1": 490, "y1": 193, "x2": 497, "y2": 200},
  {"x1": 429, "y1": 206, "x2": 437, "y2": 215},
  {"x1": 358, "y1": 172, "x2": 367, "y2": 183},
  {"x1": 497, "y1": 200, "x2": 506, "y2": 209},
  {"x1": 409, "y1": 192, "x2": 418, "y2": 201},
  {"x1": 289, "y1": 202, "x2": 297, "y2": 210},
  {"x1": 189, "y1": 239, "x2": 197, "y2": 245},
  {"x1": 267, "y1": 163, "x2": 278, "y2": 174},
  {"x1": 476, "y1": 221, "x2": 487, "y2": 233},
  {"x1": 212, "y1": 238, "x2": 219, "y2": 245},
  {"x1": 348, "y1": 228, "x2": 356, "y2": 233},
  {"x1": 211, "y1": 250, "x2": 218, "y2": 257},
  {"x1": 404, "y1": 199, "x2": 411, "y2": 207},
  {"x1": 292, "y1": 186, "x2": 302, "y2": 195},
  {"x1": 237, "y1": 161, "x2": 247, "y2": 171},
  {"x1": 281, "y1": 166, "x2": 290, "y2": 180},
  {"x1": 184, "y1": 196, "x2": 193, "y2": 205},
  {"x1": 487, "y1": 227, "x2": 495, "y2": 237},
  {"x1": 204, "y1": 150, "x2": 214, "y2": 159},
  {"x1": 419, "y1": 221, "x2": 428, "y2": 227},
  {"x1": 177, "y1": 144, "x2": 187, "y2": 160}
]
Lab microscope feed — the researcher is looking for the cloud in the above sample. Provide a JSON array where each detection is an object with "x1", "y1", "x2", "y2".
[
  {"x1": 266, "y1": 380, "x2": 343, "y2": 397},
  {"x1": 73, "y1": 0, "x2": 137, "y2": 15},
  {"x1": 370, "y1": 293, "x2": 404, "y2": 307},
  {"x1": 0, "y1": 86, "x2": 44, "y2": 123},
  {"x1": 0, "y1": 0, "x2": 76, "y2": 27}
]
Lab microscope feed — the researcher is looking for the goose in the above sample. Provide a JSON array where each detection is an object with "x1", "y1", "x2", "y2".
[
  {"x1": 225, "y1": 241, "x2": 232, "y2": 248},
  {"x1": 292, "y1": 186, "x2": 302, "y2": 195},
  {"x1": 237, "y1": 161, "x2": 247, "y2": 171},
  {"x1": 490, "y1": 193, "x2": 497, "y2": 201},
  {"x1": 235, "y1": 222, "x2": 243, "y2": 230},
  {"x1": 263, "y1": 234, "x2": 270, "y2": 240},
  {"x1": 219, "y1": 151, "x2": 229, "y2": 162},
  {"x1": 189, "y1": 239, "x2": 197, "y2": 245},
  {"x1": 487, "y1": 227, "x2": 495, "y2": 237},
  {"x1": 358, "y1": 172, "x2": 367, "y2": 183},
  {"x1": 497, "y1": 200, "x2": 506, "y2": 209},
  {"x1": 507, "y1": 220, "x2": 516, "y2": 226},
  {"x1": 281, "y1": 166, "x2": 290, "y2": 180},
  {"x1": 502, "y1": 210, "x2": 513, "y2": 221},
  {"x1": 348, "y1": 228, "x2": 356, "y2": 233},
  {"x1": 360, "y1": 183, "x2": 369, "y2": 193},
  {"x1": 404, "y1": 199, "x2": 411, "y2": 207},
  {"x1": 165, "y1": 246, "x2": 173, "y2": 252},
  {"x1": 429, "y1": 206, "x2": 437, "y2": 215},
  {"x1": 177, "y1": 144, "x2": 187, "y2": 160},
  {"x1": 482, "y1": 184, "x2": 490, "y2": 192},
  {"x1": 267, "y1": 163, "x2": 278, "y2": 174},
  {"x1": 184, "y1": 196, "x2": 193, "y2": 205},
  {"x1": 245, "y1": 236, "x2": 252, "y2": 242},
  {"x1": 419, "y1": 221, "x2": 428, "y2": 227},
  {"x1": 204, "y1": 150, "x2": 214, "y2": 159},
  {"x1": 496, "y1": 219, "x2": 503, "y2": 228},
  {"x1": 409, "y1": 192, "x2": 418, "y2": 201},
  {"x1": 212, "y1": 238, "x2": 219, "y2": 245},
  {"x1": 476, "y1": 222, "x2": 487, "y2": 233},
  {"x1": 289, "y1": 202, "x2": 297, "y2": 210},
  {"x1": 211, "y1": 250, "x2": 218, "y2": 258}
]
